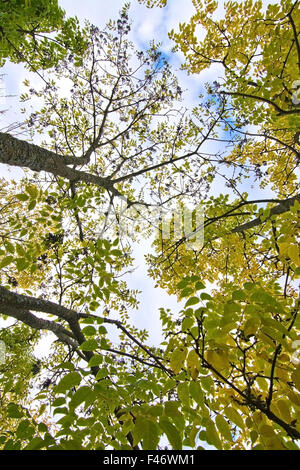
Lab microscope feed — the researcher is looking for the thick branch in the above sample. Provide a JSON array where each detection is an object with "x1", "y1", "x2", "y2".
[
  {"x1": 220, "y1": 90, "x2": 300, "y2": 115},
  {"x1": 0, "y1": 132, "x2": 123, "y2": 198},
  {"x1": 231, "y1": 194, "x2": 300, "y2": 233},
  {"x1": 288, "y1": 6, "x2": 300, "y2": 74},
  {"x1": 0, "y1": 285, "x2": 77, "y2": 322},
  {"x1": 0, "y1": 302, "x2": 79, "y2": 349}
]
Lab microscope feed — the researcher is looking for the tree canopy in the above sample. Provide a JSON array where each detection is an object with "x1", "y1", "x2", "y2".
[
  {"x1": 0, "y1": 0, "x2": 299, "y2": 451},
  {"x1": 0, "y1": 0, "x2": 86, "y2": 70}
]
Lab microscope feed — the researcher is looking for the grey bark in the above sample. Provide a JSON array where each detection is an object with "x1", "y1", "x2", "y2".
[
  {"x1": 0, "y1": 303, "x2": 79, "y2": 349},
  {"x1": 0, "y1": 131, "x2": 123, "y2": 198}
]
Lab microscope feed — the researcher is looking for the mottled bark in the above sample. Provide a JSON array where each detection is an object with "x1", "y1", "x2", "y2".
[
  {"x1": 0, "y1": 285, "x2": 97, "y2": 363},
  {"x1": 0, "y1": 285, "x2": 77, "y2": 322},
  {"x1": 0, "y1": 303, "x2": 79, "y2": 349},
  {"x1": 0, "y1": 132, "x2": 123, "y2": 198}
]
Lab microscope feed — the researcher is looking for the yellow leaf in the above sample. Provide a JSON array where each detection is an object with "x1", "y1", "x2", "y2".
[
  {"x1": 186, "y1": 349, "x2": 200, "y2": 369},
  {"x1": 186, "y1": 349, "x2": 200, "y2": 379},
  {"x1": 287, "y1": 391, "x2": 300, "y2": 407},
  {"x1": 215, "y1": 414, "x2": 232, "y2": 442},
  {"x1": 206, "y1": 418, "x2": 222, "y2": 450},
  {"x1": 278, "y1": 353, "x2": 290, "y2": 363},
  {"x1": 190, "y1": 367, "x2": 199, "y2": 380},
  {"x1": 288, "y1": 244, "x2": 300, "y2": 266},
  {"x1": 244, "y1": 317, "x2": 260, "y2": 338},
  {"x1": 278, "y1": 242, "x2": 290, "y2": 256},
  {"x1": 170, "y1": 348, "x2": 187, "y2": 374},
  {"x1": 276, "y1": 366, "x2": 289, "y2": 381},
  {"x1": 259, "y1": 424, "x2": 275, "y2": 438},
  {"x1": 206, "y1": 349, "x2": 229, "y2": 370},
  {"x1": 224, "y1": 407, "x2": 244, "y2": 429},
  {"x1": 189, "y1": 426, "x2": 199, "y2": 448},
  {"x1": 265, "y1": 437, "x2": 285, "y2": 450},
  {"x1": 291, "y1": 366, "x2": 300, "y2": 392},
  {"x1": 276, "y1": 399, "x2": 291, "y2": 423},
  {"x1": 252, "y1": 411, "x2": 264, "y2": 427}
]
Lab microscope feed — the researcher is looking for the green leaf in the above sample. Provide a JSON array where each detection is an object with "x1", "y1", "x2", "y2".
[
  {"x1": 79, "y1": 339, "x2": 98, "y2": 351},
  {"x1": 177, "y1": 382, "x2": 190, "y2": 406},
  {"x1": 200, "y1": 375, "x2": 214, "y2": 394},
  {"x1": 147, "y1": 405, "x2": 163, "y2": 417},
  {"x1": 224, "y1": 407, "x2": 244, "y2": 429},
  {"x1": 55, "y1": 372, "x2": 81, "y2": 393},
  {"x1": 244, "y1": 282, "x2": 255, "y2": 291},
  {"x1": 52, "y1": 397, "x2": 66, "y2": 407},
  {"x1": 88, "y1": 354, "x2": 103, "y2": 367},
  {"x1": 28, "y1": 200, "x2": 36, "y2": 211},
  {"x1": 26, "y1": 185, "x2": 39, "y2": 198},
  {"x1": 15, "y1": 193, "x2": 29, "y2": 201},
  {"x1": 185, "y1": 297, "x2": 200, "y2": 307},
  {"x1": 180, "y1": 287, "x2": 194, "y2": 298},
  {"x1": 250, "y1": 289, "x2": 275, "y2": 305},
  {"x1": 81, "y1": 325, "x2": 97, "y2": 336},
  {"x1": 164, "y1": 401, "x2": 182, "y2": 418},
  {"x1": 294, "y1": 267, "x2": 300, "y2": 276},
  {"x1": 176, "y1": 278, "x2": 190, "y2": 289},
  {"x1": 38, "y1": 423, "x2": 48, "y2": 433},
  {"x1": 24, "y1": 437, "x2": 45, "y2": 450},
  {"x1": 232, "y1": 289, "x2": 246, "y2": 301},
  {"x1": 60, "y1": 438, "x2": 83, "y2": 450},
  {"x1": 4, "y1": 439, "x2": 21, "y2": 450},
  {"x1": 142, "y1": 419, "x2": 160, "y2": 450},
  {"x1": 53, "y1": 407, "x2": 69, "y2": 416},
  {"x1": 16, "y1": 419, "x2": 34, "y2": 439},
  {"x1": 195, "y1": 281, "x2": 205, "y2": 290},
  {"x1": 0, "y1": 256, "x2": 14, "y2": 269},
  {"x1": 7, "y1": 403, "x2": 23, "y2": 418},
  {"x1": 4, "y1": 241, "x2": 15, "y2": 254},
  {"x1": 159, "y1": 416, "x2": 182, "y2": 450},
  {"x1": 16, "y1": 244, "x2": 26, "y2": 257},
  {"x1": 215, "y1": 415, "x2": 232, "y2": 442},
  {"x1": 189, "y1": 381, "x2": 204, "y2": 406},
  {"x1": 95, "y1": 367, "x2": 109, "y2": 380},
  {"x1": 69, "y1": 386, "x2": 91, "y2": 409},
  {"x1": 133, "y1": 417, "x2": 160, "y2": 450},
  {"x1": 141, "y1": 421, "x2": 160, "y2": 450},
  {"x1": 200, "y1": 292, "x2": 212, "y2": 300},
  {"x1": 98, "y1": 326, "x2": 107, "y2": 334},
  {"x1": 182, "y1": 317, "x2": 194, "y2": 331},
  {"x1": 110, "y1": 249, "x2": 122, "y2": 256},
  {"x1": 206, "y1": 418, "x2": 222, "y2": 449},
  {"x1": 55, "y1": 361, "x2": 75, "y2": 371},
  {"x1": 224, "y1": 301, "x2": 241, "y2": 314},
  {"x1": 16, "y1": 258, "x2": 28, "y2": 271}
]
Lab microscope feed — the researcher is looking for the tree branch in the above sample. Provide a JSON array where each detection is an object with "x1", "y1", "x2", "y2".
[
  {"x1": 231, "y1": 194, "x2": 300, "y2": 234},
  {"x1": 220, "y1": 90, "x2": 300, "y2": 115}
]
